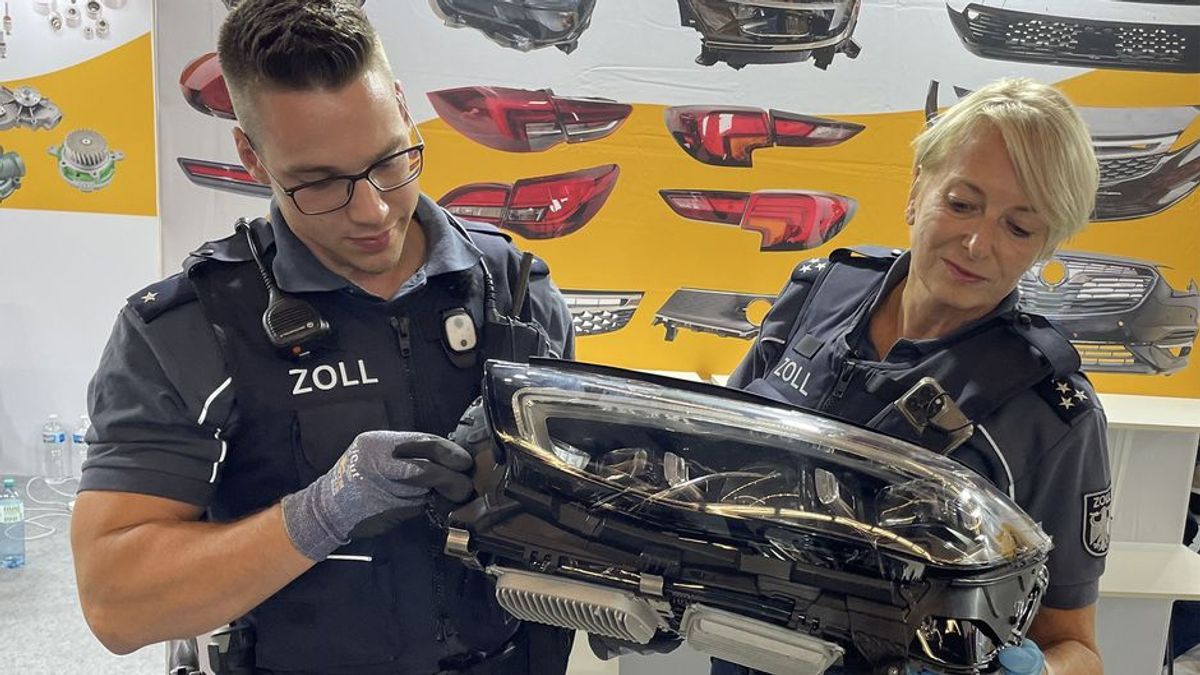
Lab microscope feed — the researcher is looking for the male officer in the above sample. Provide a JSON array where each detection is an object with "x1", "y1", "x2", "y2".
[{"x1": 70, "y1": 1, "x2": 574, "y2": 673}]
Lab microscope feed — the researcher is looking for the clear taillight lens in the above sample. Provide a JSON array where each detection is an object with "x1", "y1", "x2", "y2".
[
  {"x1": 666, "y1": 106, "x2": 863, "y2": 167},
  {"x1": 661, "y1": 189, "x2": 854, "y2": 251},
  {"x1": 440, "y1": 164, "x2": 619, "y2": 239},
  {"x1": 177, "y1": 157, "x2": 270, "y2": 197},
  {"x1": 180, "y1": 52, "x2": 234, "y2": 120},
  {"x1": 428, "y1": 86, "x2": 631, "y2": 152}
]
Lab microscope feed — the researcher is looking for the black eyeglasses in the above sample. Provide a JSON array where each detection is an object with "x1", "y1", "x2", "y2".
[{"x1": 255, "y1": 137, "x2": 425, "y2": 216}]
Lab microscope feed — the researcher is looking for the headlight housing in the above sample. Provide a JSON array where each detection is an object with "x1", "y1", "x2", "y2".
[
  {"x1": 447, "y1": 360, "x2": 1051, "y2": 674},
  {"x1": 430, "y1": 0, "x2": 598, "y2": 53},
  {"x1": 677, "y1": 0, "x2": 862, "y2": 69}
]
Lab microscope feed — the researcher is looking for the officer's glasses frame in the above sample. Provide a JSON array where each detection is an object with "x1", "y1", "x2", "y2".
[{"x1": 248, "y1": 133, "x2": 425, "y2": 216}]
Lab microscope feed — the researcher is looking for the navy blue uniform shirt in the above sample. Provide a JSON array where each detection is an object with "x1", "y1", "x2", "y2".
[{"x1": 80, "y1": 195, "x2": 574, "y2": 507}]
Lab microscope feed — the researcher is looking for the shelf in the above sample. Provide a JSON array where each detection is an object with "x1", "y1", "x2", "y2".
[
  {"x1": 1095, "y1": 393, "x2": 1200, "y2": 433},
  {"x1": 1099, "y1": 542, "x2": 1200, "y2": 601}
]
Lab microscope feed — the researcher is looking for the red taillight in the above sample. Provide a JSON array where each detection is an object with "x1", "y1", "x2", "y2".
[
  {"x1": 428, "y1": 86, "x2": 631, "y2": 152},
  {"x1": 178, "y1": 157, "x2": 270, "y2": 197},
  {"x1": 665, "y1": 106, "x2": 863, "y2": 167},
  {"x1": 440, "y1": 164, "x2": 619, "y2": 239},
  {"x1": 436, "y1": 183, "x2": 510, "y2": 225},
  {"x1": 661, "y1": 189, "x2": 855, "y2": 251},
  {"x1": 656, "y1": 190, "x2": 750, "y2": 225},
  {"x1": 180, "y1": 53, "x2": 235, "y2": 120}
]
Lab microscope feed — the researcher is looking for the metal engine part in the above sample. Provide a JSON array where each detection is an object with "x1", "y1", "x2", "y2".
[
  {"x1": 0, "y1": 146, "x2": 25, "y2": 202},
  {"x1": 3, "y1": 2, "x2": 12, "y2": 36},
  {"x1": 103, "y1": 0, "x2": 127, "y2": 8},
  {"x1": 48, "y1": 10, "x2": 62, "y2": 30},
  {"x1": 85, "y1": 0, "x2": 102, "y2": 20},
  {"x1": 83, "y1": 24, "x2": 93, "y2": 38},
  {"x1": 0, "y1": 86, "x2": 63, "y2": 131},
  {"x1": 48, "y1": 129, "x2": 125, "y2": 193},
  {"x1": 95, "y1": 17, "x2": 108, "y2": 36},
  {"x1": 65, "y1": 5, "x2": 81, "y2": 27},
  {"x1": 33, "y1": 0, "x2": 51, "y2": 15}
]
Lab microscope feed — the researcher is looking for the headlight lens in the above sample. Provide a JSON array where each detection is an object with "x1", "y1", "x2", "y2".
[{"x1": 490, "y1": 362, "x2": 1049, "y2": 568}]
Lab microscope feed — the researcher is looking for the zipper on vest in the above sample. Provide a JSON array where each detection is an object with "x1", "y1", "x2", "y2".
[
  {"x1": 824, "y1": 361, "x2": 856, "y2": 410},
  {"x1": 390, "y1": 316, "x2": 413, "y2": 357}
]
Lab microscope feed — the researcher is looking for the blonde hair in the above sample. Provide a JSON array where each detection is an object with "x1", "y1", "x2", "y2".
[{"x1": 913, "y1": 78, "x2": 1098, "y2": 258}]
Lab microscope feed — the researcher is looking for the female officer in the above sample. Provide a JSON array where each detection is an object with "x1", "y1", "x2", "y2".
[{"x1": 723, "y1": 78, "x2": 1108, "y2": 675}]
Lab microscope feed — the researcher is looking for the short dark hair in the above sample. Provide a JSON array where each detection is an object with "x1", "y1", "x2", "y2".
[{"x1": 217, "y1": 0, "x2": 383, "y2": 128}]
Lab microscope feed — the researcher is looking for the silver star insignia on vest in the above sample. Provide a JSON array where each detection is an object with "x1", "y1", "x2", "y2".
[
  {"x1": 1059, "y1": 396, "x2": 1075, "y2": 410},
  {"x1": 140, "y1": 291, "x2": 158, "y2": 303},
  {"x1": 799, "y1": 263, "x2": 813, "y2": 273},
  {"x1": 814, "y1": 261, "x2": 827, "y2": 270},
  {"x1": 1055, "y1": 380, "x2": 1071, "y2": 394}
]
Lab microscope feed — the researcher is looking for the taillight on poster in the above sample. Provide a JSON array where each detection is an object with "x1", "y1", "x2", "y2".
[
  {"x1": 440, "y1": 164, "x2": 620, "y2": 239},
  {"x1": 429, "y1": 86, "x2": 631, "y2": 152},
  {"x1": 661, "y1": 189, "x2": 855, "y2": 251}
]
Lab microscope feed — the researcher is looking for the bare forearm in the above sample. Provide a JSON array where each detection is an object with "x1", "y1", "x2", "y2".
[
  {"x1": 73, "y1": 502, "x2": 313, "y2": 653},
  {"x1": 1043, "y1": 639, "x2": 1103, "y2": 675}
]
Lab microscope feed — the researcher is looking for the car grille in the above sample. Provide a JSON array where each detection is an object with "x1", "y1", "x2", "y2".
[
  {"x1": 1019, "y1": 257, "x2": 1157, "y2": 316},
  {"x1": 959, "y1": 4, "x2": 1198, "y2": 72},
  {"x1": 1073, "y1": 341, "x2": 1138, "y2": 370},
  {"x1": 1099, "y1": 155, "x2": 1164, "y2": 185},
  {"x1": 563, "y1": 291, "x2": 642, "y2": 336}
]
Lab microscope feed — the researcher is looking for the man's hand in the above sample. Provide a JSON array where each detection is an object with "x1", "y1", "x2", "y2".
[
  {"x1": 909, "y1": 639, "x2": 1046, "y2": 675},
  {"x1": 281, "y1": 430, "x2": 475, "y2": 560}
]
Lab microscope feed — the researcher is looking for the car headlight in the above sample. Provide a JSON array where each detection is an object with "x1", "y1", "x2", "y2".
[
  {"x1": 448, "y1": 360, "x2": 1051, "y2": 674},
  {"x1": 430, "y1": 0, "x2": 598, "y2": 53},
  {"x1": 678, "y1": 0, "x2": 862, "y2": 69}
]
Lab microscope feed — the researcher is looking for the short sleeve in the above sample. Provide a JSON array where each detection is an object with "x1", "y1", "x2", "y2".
[
  {"x1": 1019, "y1": 405, "x2": 1111, "y2": 609},
  {"x1": 81, "y1": 305, "x2": 231, "y2": 506}
]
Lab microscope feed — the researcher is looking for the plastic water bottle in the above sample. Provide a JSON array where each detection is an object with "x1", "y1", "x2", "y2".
[
  {"x1": 72, "y1": 415, "x2": 91, "y2": 477},
  {"x1": 42, "y1": 414, "x2": 68, "y2": 481},
  {"x1": 0, "y1": 477, "x2": 25, "y2": 569}
]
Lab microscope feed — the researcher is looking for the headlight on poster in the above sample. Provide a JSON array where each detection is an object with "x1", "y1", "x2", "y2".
[
  {"x1": 430, "y1": 0, "x2": 598, "y2": 54},
  {"x1": 446, "y1": 361, "x2": 1051, "y2": 674},
  {"x1": 678, "y1": 0, "x2": 862, "y2": 69}
]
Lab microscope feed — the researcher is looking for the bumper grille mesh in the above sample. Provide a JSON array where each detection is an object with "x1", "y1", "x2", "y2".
[
  {"x1": 1020, "y1": 259, "x2": 1155, "y2": 315},
  {"x1": 1073, "y1": 341, "x2": 1137, "y2": 369},
  {"x1": 965, "y1": 6, "x2": 1196, "y2": 70},
  {"x1": 564, "y1": 292, "x2": 642, "y2": 336},
  {"x1": 1100, "y1": 155, "x2": 1164, "y2": 185}
]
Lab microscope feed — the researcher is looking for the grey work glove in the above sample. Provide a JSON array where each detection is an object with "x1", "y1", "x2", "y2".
[{"x1": 281, "y1": 430, "x2": 475, "y2": 560}]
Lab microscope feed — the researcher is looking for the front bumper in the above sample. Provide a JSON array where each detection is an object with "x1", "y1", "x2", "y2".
[{"x1": 1021, "y1": 252, "x2": 1200, "y2": 374}]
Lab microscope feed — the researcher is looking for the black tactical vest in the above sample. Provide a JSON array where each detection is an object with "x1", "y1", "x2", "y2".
[
  {"x1": 186, "y1": 218, "x2": 553, "y2": 674},
  {"x1": 739, "y1": 247, "x2": 1080, "y2": 494}
]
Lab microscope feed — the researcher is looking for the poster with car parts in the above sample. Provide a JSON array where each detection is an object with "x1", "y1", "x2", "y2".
[
  {"x1": 157, "y1": 0, "x2": 1199, "y2": 399},
  {"x1": 0, "y1": 0, "x2": 153, "y2": 215}
]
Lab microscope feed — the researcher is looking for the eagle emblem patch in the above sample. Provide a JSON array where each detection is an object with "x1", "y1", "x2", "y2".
[{"x1": 1082, "y1": 488, "x2": 1113, "y2": 557}]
